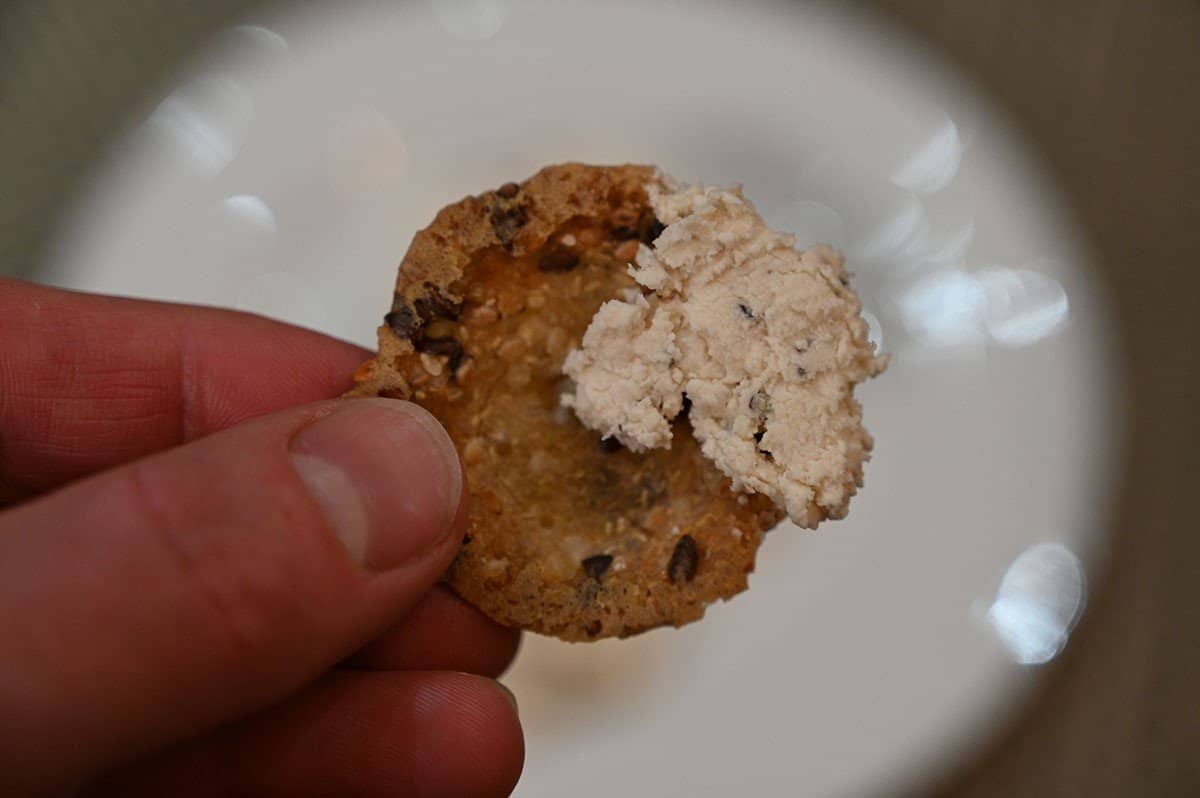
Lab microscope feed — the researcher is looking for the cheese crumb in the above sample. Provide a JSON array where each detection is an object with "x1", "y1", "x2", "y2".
[{"x1": 562, "y1": 179, "x2": 886, "y2": 526}]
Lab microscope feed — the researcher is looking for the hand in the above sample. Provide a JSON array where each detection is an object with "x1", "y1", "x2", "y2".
[{"x1": 0, "y1": 279, "x2": 523, "y2": 797}]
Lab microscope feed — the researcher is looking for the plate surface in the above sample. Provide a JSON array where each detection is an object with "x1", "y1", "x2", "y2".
[{"x1": 43, "y1": 1, "x2": 1119, "y2": 795}]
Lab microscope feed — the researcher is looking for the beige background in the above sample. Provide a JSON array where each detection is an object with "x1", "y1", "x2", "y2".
[{"x1": 1, "y1": 1, "x2": 1197, "y2": 795}]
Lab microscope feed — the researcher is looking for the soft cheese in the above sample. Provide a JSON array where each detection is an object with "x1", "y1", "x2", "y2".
[{"x1": 562, "y1": 180, "x2": 886, "y2": 526}]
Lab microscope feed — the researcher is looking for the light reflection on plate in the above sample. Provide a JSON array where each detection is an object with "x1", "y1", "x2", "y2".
[
  {"x1": 891, "y1": 114, "x2": 965, "y2": 196},
  {"x1": 432, "y1": 0, "x2": 509, "y2": 40},
  {"x1": 146, "y1": 75, "x2": 253, "y2": 177},
  {"x1": 41, "y1": 1, "x2": 1119, "y2": 796},
  {"x1": 987, "y1": 543, "x2": 1086, "y2": 666},
  {"x1": 896, "y1": 267, "x2": 1070, "y2": 349}
]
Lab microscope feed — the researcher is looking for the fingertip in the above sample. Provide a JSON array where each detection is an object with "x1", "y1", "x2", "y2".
[
  {"x1": 412, "y1": 674, "x2": 525, "y2": 798},
  {"x1": 482, "y1": 629, "x2": 522, "y2": 680}
]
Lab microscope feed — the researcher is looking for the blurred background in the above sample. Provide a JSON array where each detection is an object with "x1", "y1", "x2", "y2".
[{"x1": 1, "y1": 1, "x2": 1197, "y2": 796}]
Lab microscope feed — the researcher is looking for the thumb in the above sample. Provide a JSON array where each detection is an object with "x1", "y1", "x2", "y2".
[{"x1": 0, "y1": 398, "x2": 465, "y2": 792}]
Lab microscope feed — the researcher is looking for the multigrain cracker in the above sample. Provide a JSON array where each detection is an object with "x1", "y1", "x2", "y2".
[{"x1": 349, "y1": 163, "x2": 882, "y2": 641}]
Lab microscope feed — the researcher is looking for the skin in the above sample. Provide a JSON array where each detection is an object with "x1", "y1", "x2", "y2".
[{"x1": 0, "y1": 278, "x2": 524, "y2": 797}]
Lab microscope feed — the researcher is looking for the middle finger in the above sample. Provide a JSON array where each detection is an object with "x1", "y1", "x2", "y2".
[{"x1": 347, "y1": 586, "x2": 520, "y2": 678}]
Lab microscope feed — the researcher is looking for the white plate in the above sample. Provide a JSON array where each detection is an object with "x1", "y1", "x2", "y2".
[{"x1": 43, "y1": 1, "x2": 1120, "y2": 795}]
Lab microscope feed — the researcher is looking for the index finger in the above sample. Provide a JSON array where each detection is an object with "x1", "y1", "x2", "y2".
[{"x1": 0, "y1": 278, "x2": 370, "y2": 501}]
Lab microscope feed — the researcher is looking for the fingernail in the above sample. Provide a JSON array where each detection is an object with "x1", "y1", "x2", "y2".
[{"x1": 289, "y1": 399, "x2": 462, "y2": 570}]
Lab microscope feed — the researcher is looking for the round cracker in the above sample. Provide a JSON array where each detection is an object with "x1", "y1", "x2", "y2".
[{"x1": 349, "y1": 163, "x2": 785, "y2": 641}]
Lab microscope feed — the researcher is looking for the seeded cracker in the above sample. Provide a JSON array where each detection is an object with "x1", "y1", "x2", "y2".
[{"x1": 349, "y1": 163, "x2": 867, "y2": 641}]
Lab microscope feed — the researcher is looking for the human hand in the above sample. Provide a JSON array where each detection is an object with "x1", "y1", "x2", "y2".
[{"x1": 0, "y1": 279, "x2": 523, "y2": 796}]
